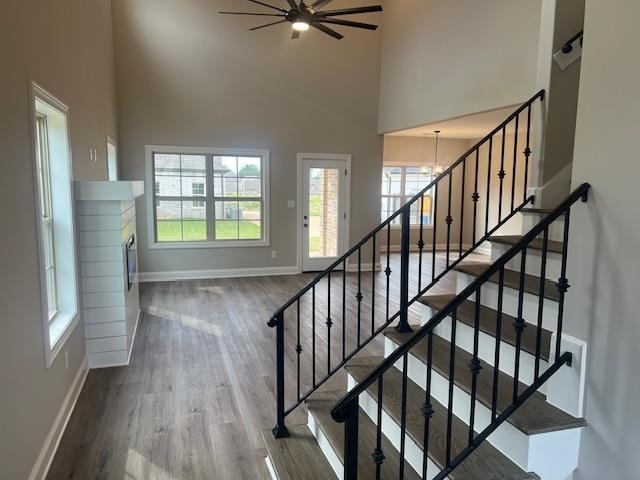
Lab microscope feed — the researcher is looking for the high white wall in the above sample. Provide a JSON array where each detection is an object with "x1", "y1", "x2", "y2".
[
  {"x1": 564, "y1": 1, "x2": 640, "y2": 478},
  {"x1": 378, "y1": 0, "x2": 542, "y2": 134},
  {"x1": 0, "y1": 1, "x2": 118, "y2": 478},
  {"x1": 112, "y1": 0, "x2": 383, "y2": 276}
]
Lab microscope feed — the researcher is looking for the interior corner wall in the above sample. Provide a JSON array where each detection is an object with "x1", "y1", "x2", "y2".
[
  {"x1": 378, "y1": 0, "x2": 542, "y2": 134},
  {"x1": 0, "y1": 1, "x2": 118, "y2": 479},
  {"x1": 111, "y1": 0, "x2": 383, "y2": 276},
  {"x1": 563, "y1": 0, "x2": 640, "y2": 478}
]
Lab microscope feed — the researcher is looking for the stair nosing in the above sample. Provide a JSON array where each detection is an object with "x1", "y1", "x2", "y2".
[
  {"x1": 454, "y1": 263, "x2": 561, "y2": 302},
  {"x1": 418, "y1": 294, "x2": 552, "y2": 362}
]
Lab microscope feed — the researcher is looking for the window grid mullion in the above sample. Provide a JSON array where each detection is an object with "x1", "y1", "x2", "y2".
[{"x1": 206, "y1": 154, "x2": 215, "y2": 241}]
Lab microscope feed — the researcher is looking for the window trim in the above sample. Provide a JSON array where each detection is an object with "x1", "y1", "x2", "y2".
[
  {"x1": 30, "y1": 82, "x2": 79, "y2": 368},
  {"x1": 145, "y1": 145, "x2": 270, "y2": 249},
  {"x1": 382, "y1": 164, "x2": 436, "y2": 229}
]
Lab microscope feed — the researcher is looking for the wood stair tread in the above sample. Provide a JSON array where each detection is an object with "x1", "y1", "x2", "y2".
[
  {"x1": 346, "y1": 358, "x2": 537, "y2": 480},
  {"x1": 454, "y1": 263, "x2": 560, "y2": 302},
  {"x1": 418, "y1": 294, "x2": 553, "y2": 361},
  {"x1": 261, "y1": 425, "x2": 337, "y2": 480},
  {"x1": 306, "y1": 390, "x2": 422, "y2": 480},
  {"x1": 383, "y1": 328, "x2": 586, "y2": 435},
  {"x1": 488, "y1": 235, "x2": 564, "y2": 254}
]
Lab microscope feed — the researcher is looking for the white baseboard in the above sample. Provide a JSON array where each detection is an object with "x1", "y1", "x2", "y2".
[
  {"x1": 28, "y1": 355, "x2": 89, "y2": 480},
  {"x1": 345, "y1": 262, "x2": 382, "y2": 273},
  {"x1": 139, "y1": 265, "x2": 299, "y2": 282}
]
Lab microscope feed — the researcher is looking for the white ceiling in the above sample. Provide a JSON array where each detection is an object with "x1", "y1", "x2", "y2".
[{"x1": 386, "y1": 105, "x2": 520, "y2": 139}]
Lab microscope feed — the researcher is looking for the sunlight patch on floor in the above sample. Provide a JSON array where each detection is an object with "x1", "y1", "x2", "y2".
[{"x1": 145, "y1": 304, "x2": 224, "y2": 336}]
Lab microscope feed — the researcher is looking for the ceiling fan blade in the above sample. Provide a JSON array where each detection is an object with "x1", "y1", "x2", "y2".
[
  {"x1": 285, "y1": 0, "x2": 300, "y2": 11},
  {"x1": 219, "y1": 12, "x2": 285, "y2": 17},
  {"x1": 249, "y1": 19, "x2": 287, "y2": 30},
  {"x1": 319, "y1": 6, "x2": 383, "y2": 17},
  {"x1": 291, "y1": 29, "x2": 301, "y2": 40},
  {"x1": 244, "y1": 0, "x2": 288, "y2": 13},
  {"x1": 312, "y1": 22, "x2": 344, "y2": 40},
  {"x1": 311, "y1": 0, "x2": 334, "y2": 8},
  {"x1": 319, "y1": 18, "x2": 378, "y2": 30}
]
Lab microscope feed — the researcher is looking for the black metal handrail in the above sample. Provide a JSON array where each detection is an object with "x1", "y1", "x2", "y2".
[
  {"x1": 561, "y1": 30, "x2": 584, "y2": 54},
  {"x1": 331, "y1": 182, "x2": 590, "y2": 479},
  {"x1": 269, "y1": 90, "x2": 546, "y2": 439}
]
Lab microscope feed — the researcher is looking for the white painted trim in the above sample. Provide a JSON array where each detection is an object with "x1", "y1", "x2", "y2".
[
  {"x1": 30, "y1": 81, "x2": 81, "y2": 368},
  {"x1": 265, "y1": 456, "x2": 278, "y2": 480},
  {"x1": 297, "y1": 153, "x2": 352, "y2": 273},
  {"x1": 138, "y1": 265, "x2": 299, "y2": 283},
  {"x1": 345, "y1": 262, "x2": 382, "y2": 273},
  {"x1": 28, "y1": 355, "x2": 89, "y2": 480},
  {"x1": 144, "y1": 145, "x2": 271, "y2": 249}
]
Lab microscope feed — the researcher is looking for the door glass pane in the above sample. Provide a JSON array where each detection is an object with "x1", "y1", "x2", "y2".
[{"x1": 308, "y1": 168, "x2": 339, "y2": 259}]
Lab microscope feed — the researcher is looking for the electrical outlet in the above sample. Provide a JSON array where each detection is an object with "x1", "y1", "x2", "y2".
[
  {"x1": 64, "y1": 350, "x2": 69, "y2": 371},
  {"x1": 271, "y1": 250, "x2": 277, "y2": 258},
  {"x1": 288, "y1": 200, "x2": 295, "y2": 208}
]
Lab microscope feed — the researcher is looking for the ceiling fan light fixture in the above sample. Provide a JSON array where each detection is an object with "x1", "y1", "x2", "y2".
[{"x1": 292, "y1": 21, "x2": 310, "y2": 31}]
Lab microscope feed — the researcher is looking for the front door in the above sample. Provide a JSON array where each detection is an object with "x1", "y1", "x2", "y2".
[{"x1": 301, "y1": 157, "x2": 348, "y2": 272}]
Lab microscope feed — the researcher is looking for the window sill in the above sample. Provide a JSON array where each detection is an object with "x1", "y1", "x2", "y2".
[
  {"x1": 47, "y1": 310, "x2": 79, "y2": 368},
  {"x1": 148, "y1": 239, "x2": 270, "y2": 250}
]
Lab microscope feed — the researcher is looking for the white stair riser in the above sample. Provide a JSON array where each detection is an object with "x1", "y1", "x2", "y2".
[
  {"x1": 420, "y1": 308, "x2": 549, "y2": 393},
  {"x1": 307, "y1": 410, "x2": 345, "y2": 480},
  {"x1": 347, "y1": 374, "x2": 446, "y2": 480},
  {"x1": 456, "y1": 272, "x2": 559, "y2": 330},
  {"x1": 383, "y1": 338, "x2": 531, "y2": 469},
  {"x1": 521, "y1": 213, "x2": 565, "y2": 242},
  {"x1": 490, "y1": 243, "x2": 563, "y2": 281},
  {"x1": 382, "y1": 340, "x2": 582, "y2": 480}
]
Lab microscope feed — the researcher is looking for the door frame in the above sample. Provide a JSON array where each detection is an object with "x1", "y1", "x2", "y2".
[{"x1": 297, "y1": 153, "x2": 351, "y2": 273}]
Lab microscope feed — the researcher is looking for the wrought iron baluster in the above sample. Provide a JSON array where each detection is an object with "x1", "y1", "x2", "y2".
[
  {"x1": 312, "y1": 285, "x2": 316, "y2": 387},
  {"x1": 422, "y1": 331, "x2": 434, "y2": 478},
  {"x1": 513, "y1": 247, "x2": 527, "y2": 402},
  {"x1": 498, "y1": 126, "x2": 507, "y2": 223},
  {"x1": 524, "y1": 105, "x2": 532, "y2": 203},
  {"x1": 469, "y1": 288, "x2": 482, "y2": 444},
  {"x1": 356, "y1": 247, "x2": 363, "y2": 346},
  {"x1": 344, "y1": 398, "x2": 359, "y2": 480},
  {"x1": 556, "y1": 209, "x2": 572, "y2": 362},
  {"x1": 491, "y1": 268, "x2": 505, "y2": 421},
  {"x1": 396, "y1": 208, "x2": 412, "y2": 333},
  {"x1": 385, "y1": 224, "x2": 391, "y2": 322},
  {"x1": 445, "y1": 171, "x2": 454, "y2": 268},
  {"x1": 373, "y1": 375, "x2": 385, "y2": 480},
  {"x1": 371, "y1": 234, "x2": 376, "y2": 336},
  {"x1": 399, "y1": 353, "x2": 409, "y2": 478},
  {"x1": 432, "y1": 183, "x2": 439, "y2": 281},
  {"x1": 485, "y1": 137, "x2": 493, "y2": 235},
  {"x1": 511, "y1": 114, "x2": 519, "y2": 212},
  {"x1": 296, "y1": 299, "x2": 302, "y2": 402},
  {"x1": 535, "y1": 228, "x2": 549, "y2": 380},
  {"x1": 327, "y1": 271, "x2": 332, "y2": 376},
  {"x1": 271, "y1": 311, "x2": 289, "y2": 438},
  {"x1": 445, "y1": 308, "x2": 458, "y2": 467},
  {"x1": 472, "y1": 149, "x2": 480, "y2": 246},
  {"x1": 342, "y1": 259, "x2": 347, "y2": 362},
  {"x1": 418, "y1": 193, "x2": 425, "y2": 293},
  {"x1": 459, "y1": 158, "x2": 466, "y2": 258}
]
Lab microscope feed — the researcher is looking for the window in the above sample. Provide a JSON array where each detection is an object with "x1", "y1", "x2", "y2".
[
  {"x1": 381, "y1": 166, "x2": 435, "y2": 226},
  {"x1": 191, "y1": 182, "x2": 205, "y2": 208},
  {"x1": 147, "y1": 146, "x2": 269, "y2": 247},
  {"x1": 31, "y1": 83, "x2": 79, "y2": 367}
]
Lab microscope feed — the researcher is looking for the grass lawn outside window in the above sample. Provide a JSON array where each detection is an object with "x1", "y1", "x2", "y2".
[{"x1": 157, "y1": 220, "x2": 261, "y2": 242}]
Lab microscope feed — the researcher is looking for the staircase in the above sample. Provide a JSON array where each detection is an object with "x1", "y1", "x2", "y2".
[{"x1": 263, "y1": 92, "x2": 590, "y2": 479}]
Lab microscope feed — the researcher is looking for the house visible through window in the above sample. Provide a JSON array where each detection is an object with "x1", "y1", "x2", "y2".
[
  {"x1": 381, "y1": 166, "x2": 435, "y2": 226},
  {"x1": 35, "y1": 115, "x2": 57, "y2": 320},
  {"x1": 151, "y1": 148, "x2": 268, "y2": 244}
]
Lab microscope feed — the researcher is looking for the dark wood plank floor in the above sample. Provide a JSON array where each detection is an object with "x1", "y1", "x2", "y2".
[{"x1": 47, "y1": 253, "x2": 483, "y2": 480}]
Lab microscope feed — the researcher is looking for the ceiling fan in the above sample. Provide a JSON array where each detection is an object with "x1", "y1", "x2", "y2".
[{"x1": 219, "y1": 0, "x2": 383, "y2": 40}]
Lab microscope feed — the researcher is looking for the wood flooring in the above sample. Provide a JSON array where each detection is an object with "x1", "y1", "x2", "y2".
[{"x1": 47, "y1": 253, "x2": 479, "y2": 480}]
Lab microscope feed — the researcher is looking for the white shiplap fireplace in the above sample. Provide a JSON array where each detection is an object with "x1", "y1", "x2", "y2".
[{"x1": 75, "y1": 181, "x2": 144, "y2": 368}]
